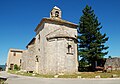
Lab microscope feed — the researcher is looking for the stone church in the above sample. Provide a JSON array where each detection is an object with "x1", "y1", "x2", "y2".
[{"x1": 6, "y1": 6, "x2": 78, "y2": 74}]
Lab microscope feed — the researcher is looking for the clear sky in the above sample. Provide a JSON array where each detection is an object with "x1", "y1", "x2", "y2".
[{"x1": 0, "y1": 0, "x2": 120, "y2": 65}]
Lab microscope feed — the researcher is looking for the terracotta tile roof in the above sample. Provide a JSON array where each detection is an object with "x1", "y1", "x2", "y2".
[{"x1": 35, "y1": 18, "x2": 78, "y2": 32}]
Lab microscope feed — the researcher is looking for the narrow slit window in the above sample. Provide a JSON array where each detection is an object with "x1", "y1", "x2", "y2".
[
  {"x1": 20, "y1": 59, "x2": 22, "y2": 64},
  {"x1": 38, "y1": 34, "x2": 40, "y2": 41},
  {"x1": 68, "y1": 44, "x2": 72, "y2": 53}
]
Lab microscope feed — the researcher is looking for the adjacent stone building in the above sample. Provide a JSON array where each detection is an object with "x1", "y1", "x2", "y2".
[
  {"x1": 6, "y1": 6, "x2": 78, "y2": 74},
  {"x1": 6, "y1": 48, "x2": 23, "y2": 71},
  {"x1": 104, "y1": 57, "x2": 120, "y2": 70}
]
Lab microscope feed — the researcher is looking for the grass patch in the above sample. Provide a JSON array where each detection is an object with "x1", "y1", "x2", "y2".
[
  {"x1": 8, "y1": 70, "x2": 120, "y2": 78},
  {"x1": 58, "y1": 74, "x2": 78, "y2": 78},
  {"x1": 78, "y1": 70, "x2": 120, "y2": 78},
  {"x1": 8, "y1": 70, "x2": 54, "y2": 78},
  {"x1": 78, "y1": 72, "x2": 111, "y2": 78},
  {"x1": 35, "y1": 74, "x2": 54, "y2": 78}
]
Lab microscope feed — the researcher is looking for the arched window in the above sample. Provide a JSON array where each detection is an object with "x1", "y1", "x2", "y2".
[
  {"x1": 13, "y1": 52, "x2": 16, "y2": 56},
  {"x1": 36, "y1": 56, "x2": 39, "y2": 62},
  {"x1": 67, "y1": 42, "x2": 74, "y2": 55},
  {"x1": 51, "y1": 12, "x2": 53, "y2": 16},
  {"x1": 55, "y1": 11, "x2": 59, "y2": 17}
]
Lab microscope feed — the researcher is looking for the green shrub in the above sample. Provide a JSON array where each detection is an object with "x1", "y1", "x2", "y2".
[{"x1": 14, "y1": 64, "x2": 20, "y2": 70}]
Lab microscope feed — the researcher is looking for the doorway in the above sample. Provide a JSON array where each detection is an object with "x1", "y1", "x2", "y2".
[{"x1": 10, "y1": 64, "x2": 14, "y2": 70}]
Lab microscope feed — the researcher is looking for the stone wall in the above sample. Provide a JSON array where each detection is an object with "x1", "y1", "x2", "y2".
[
  {"x1": 21, "y1": 50, "x2": 28, "y2": 71},
  {"x1": 21, "y1": 44, "x2": 36, "y2": 72},
  {"x1": 104, "y1": 57, "x2": 120, "y2": 70}
]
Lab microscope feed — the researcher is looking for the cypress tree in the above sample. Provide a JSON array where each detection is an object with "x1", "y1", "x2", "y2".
[{"x1": 78, "y1": 5, "x2": 109, "y2": 71}]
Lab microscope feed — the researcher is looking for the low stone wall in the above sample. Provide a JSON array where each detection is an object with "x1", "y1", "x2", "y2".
[{"x1": 104, "y1": 57, "x2": 120, "y2": 70}]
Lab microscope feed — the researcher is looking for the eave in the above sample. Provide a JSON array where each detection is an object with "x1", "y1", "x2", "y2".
[{"x1": 34, "y1": 18, "x2": 78, "y2": 32}]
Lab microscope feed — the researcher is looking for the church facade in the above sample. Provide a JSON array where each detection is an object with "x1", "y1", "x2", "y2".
[{"x1": 6, "y1": 6, "x2": 78, "y2": 74}]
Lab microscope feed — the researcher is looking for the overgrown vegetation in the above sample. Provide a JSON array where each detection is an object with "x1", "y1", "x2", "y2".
[
  {"x1": 78, "y1": 5, "x2": 109, "y2": 71},
  {"x1": 0, "y1": 79, "x2": 7, "y2": 84}
]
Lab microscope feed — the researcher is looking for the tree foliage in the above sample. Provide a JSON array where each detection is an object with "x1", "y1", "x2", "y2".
[{"x1": 78, "y1": 5, "x2": 109, "y2": 70}]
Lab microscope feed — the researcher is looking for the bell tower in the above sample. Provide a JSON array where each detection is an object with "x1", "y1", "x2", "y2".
[{"x1": 50, "y1": 6, "x2": 62, "y2": 19}]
